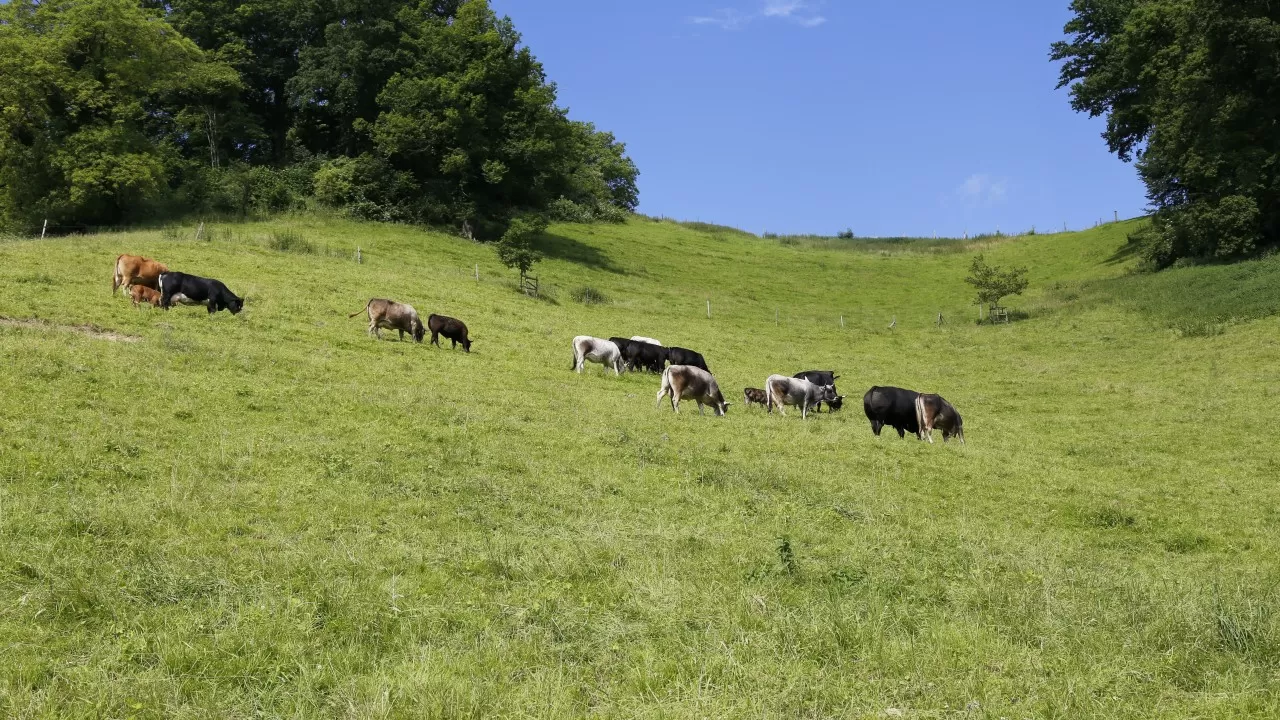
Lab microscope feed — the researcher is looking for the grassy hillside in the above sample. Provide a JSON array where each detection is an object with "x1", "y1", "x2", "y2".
[{"x1": 1, "y1": 216, "x2": 1279, "y2": 718}]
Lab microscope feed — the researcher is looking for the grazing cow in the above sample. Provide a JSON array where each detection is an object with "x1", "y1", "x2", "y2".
[
  {"x1": 609, "y1": 337, "x2": 637, "y2": 368},
  {"x1": 916, "y1": 393, "x2": 965, "y2": 444},
  {"x1": 765, "y1": 374, "x2": 839, "y2": 419},
  {"x1": 631, "y1": 336, "x2": 662, "y2": 346},
  {"x1": 794, "y1": 370, "x2": 843, "y2": 412},
  {"x1": 348, "y1": 298, "x2": 424, "y2": 341},
  {"x1": 428, "y1": 314, "x2": 471, "y2": 352},
  {"x1": 656, "y1": 365, "x2": 730, "y2": 415},
  {"x1": 572, "y1": 336, "x2": 623, "y2": 375},
  {"x1": 665, "y1": 346, "x2": 709, "y2": 372},
  {"x1": 158, "y1": 272, "x2": 243, "y2": 315},
  {"x1": 129, "y1": 285, "x2": 163, "y2": 308},
  {"x1": 863, "y1": 386, "x2": 921, "y2": 439},
  {"x1": 112, "y1": 254, "x2": 168, "y2": 296},
  {"x1": 622, "y1": 340, "x2": 666, "y2": 373},
  {"x1": 742, "y1": 387, "x2": 768, "y2": 408}
]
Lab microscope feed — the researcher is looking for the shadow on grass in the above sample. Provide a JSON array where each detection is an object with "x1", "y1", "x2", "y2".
[
  {"x1": 538, "y1": 233, "x2": 626, "y2": 274},
  {"x1": 1103, "y1": 240, "x2": 1142, "y2": 266}
]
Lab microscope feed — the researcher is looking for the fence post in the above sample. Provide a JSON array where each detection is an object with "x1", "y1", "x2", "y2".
[
  {"x1": 356, "y1": 247, "x2": 362, "y2": 264},
  {"x1": 41, "y1": 219, "x2": 47, "y2": 239},
  {"x1": 840, "y1": 315, "x2": 844, "y2": 329},
  {"x1": 475, "y1": 264, "x2": 479, "y2": 281},
  {"x1": 195, "y1": 221, "x2": 204, "y2": 241},
  {"x1": 1114, "y1": 210, "x2": 1118, "y2": 223},
  {"x1": 706, "y1": 299, "x2": 711, "y2": 320}
]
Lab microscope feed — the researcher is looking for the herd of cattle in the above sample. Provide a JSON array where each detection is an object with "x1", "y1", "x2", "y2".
[
  {"x1": 571, "y1": 335, "x2": 965, "y2": 443},
  {"x1": 111, "y1": 253, "x2": 964, "y2": 443}
]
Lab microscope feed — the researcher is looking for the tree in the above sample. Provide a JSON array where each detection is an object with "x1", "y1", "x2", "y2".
[
  {"x1": 965, "y1": 255, "x2": 1029, "y2": 317},
  {"x1": 495, "y1": 214, "x2": 546, "y2": 276},
  {"x1": 1051, "y1": 0, "x2": 1280, "y2": 268}
]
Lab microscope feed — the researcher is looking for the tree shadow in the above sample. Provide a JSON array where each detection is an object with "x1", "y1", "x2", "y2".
[
  {"x1": 538, "y1": 233, "x2": 626, "y2": 274},
  {"x1": 1103, "y1": 239, "x2": 1142, "y2": 266}
]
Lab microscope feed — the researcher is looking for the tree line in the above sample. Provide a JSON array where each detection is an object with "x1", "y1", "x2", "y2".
[
  {"x1": 0, "y1": 0, "x2": 638, "y2": 251},
  {"x1": 1053, "y1": 0, "x2": 1279, "y2": 268}
]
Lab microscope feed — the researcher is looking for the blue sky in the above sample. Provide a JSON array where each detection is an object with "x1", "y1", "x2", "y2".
[{"x1": 490, "y1": 0, "x2": 1148, "y2": 237}]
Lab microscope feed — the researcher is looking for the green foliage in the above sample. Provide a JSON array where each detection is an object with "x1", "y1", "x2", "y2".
[
  {"x1": 837, "y1": 228, "x2": 855, "y2": 239},
  {"x1": 1052, "y1": 0, "x2": 1280, "y2": 267},
  {"x1": 267, "y1": 228, "x2": 314, "y2": 254},
  {"x1": 495, "y1": 214, "x2": 547, "y2": 276},
  {"x1": 570, "y1": 286, "x2": 609, "y2": 305},
  {"x1": 965, "y1": 254, "x2": 1030, "y2": 311}
]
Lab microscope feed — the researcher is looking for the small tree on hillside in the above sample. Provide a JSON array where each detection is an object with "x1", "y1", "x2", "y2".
[
  {"x1": 496, "y1": 214, "x2": 547, "y2": 278},
  {"x1": 965, "y1": 254, "x2": 1029, "y2": 319}
]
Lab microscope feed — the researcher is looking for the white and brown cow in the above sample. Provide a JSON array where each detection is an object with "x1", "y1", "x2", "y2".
[
  {"x1": 916, "y1": 393, "x2": 965, "y2": 444},
  {"x1": 349, "y1": 298, "x2": 425, "y2": 342},
  {"x1": 572, "y1": 336, "x2": 623, "y2": 375},
  {"x1": 112, "y1": 254, "x2": 168, "y2": 296},
  {"x1": 656, "y1": 365, "x2": 730, "y2": 415},
  {"x1": 765, "y1": 374, "x2": 840, "y2": 420}
]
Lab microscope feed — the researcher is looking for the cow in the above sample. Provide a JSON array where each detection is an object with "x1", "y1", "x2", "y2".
[
  {"x1": 794, "y1": 370, "x2": 843, "y2": 412},
  {"x1": 572, "y1": 336, "x2": 623, "y2": 375},
  {"x1": 665, "y1": 346, "x2": 709, "y2": 372},
  {"x1": 158, "y1": 272, "x2": 243, "y2": 315},
  {"x1": 112, "y1": 254, "x2": 168, "y2": 296},
  {"x1": 631, "y1": 336, "x2": 662, "y2": 346},
  {"x1": 742, "y1": 387, "x2": 768, "y2": 408},
  {"x1": 609, "y1": 337, "x2": 638, "y2": 369},
  {"x1": 622, "y1": 340, "x2": 666, "y2": 373},
  {"x1": 656, "y1": 365, "x2": 730, "y2": 415},
  {"x1": 348, "y1": 298, "x2": 423, "y2": 341},
  {"x1": 863, "y1": 386, "x2": 921, "y2": 439},
  {"x1": 765, "y1": 374, "x2": 839, "y2": 419},
  {"x1": 916, "y1": 393, "x2": 965, "y2": 444},
  {"x1": 428, "y1": 314, "x2": 471, "y2": 352},
  {"x1": 129, "y1": 284, "x2": 163, "y2": 308}
]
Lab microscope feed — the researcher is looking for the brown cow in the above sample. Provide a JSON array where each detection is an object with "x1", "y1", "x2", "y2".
[
  {"x1": 113, "y1": 254, "x2": 168, "y2": 296},
  {"x1": 915, "y1": 393, "x2": 965, "y2": 444},
  {"x1": 129, "y1": 285, "x2": 163, "y2": 308},
  {"x1": 428, "y1": 314, "x2": 472, "y2": 352},
  {"x1": 656, "y1": 365, "x2": 730, "y2": 416},
  {"x1": 348, "y1": 298, "x2": 425, "y2": 342}
]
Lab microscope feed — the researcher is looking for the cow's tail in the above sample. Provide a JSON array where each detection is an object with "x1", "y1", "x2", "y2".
[
  {"x1": 914, "y1": 395, "x2": 929, "y2": 442},
  {"x1": 571, "y1": 341, "x2": 580, "y2": 371},
  {"x1": 764, "y1": 379, "x2": 775, "y2": 413},
  {"x1": 347, "y1": 300, "x2": 371, "y2": 319},
  {"x1": 112, "y1": 255, "x2": 124, "y2": 295}
]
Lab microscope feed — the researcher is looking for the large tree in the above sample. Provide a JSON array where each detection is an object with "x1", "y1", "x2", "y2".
[{"x1": 1052, "y1": 0, "x2": 1280, "y2": 267}]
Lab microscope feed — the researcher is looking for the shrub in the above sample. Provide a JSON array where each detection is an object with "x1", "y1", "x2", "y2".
[
  {"x1": 570, "y1": 286, "x2": 609, "y2": 305},
  {"x1": 837, "y1": 228, "x2": 854, "y2": 239}
]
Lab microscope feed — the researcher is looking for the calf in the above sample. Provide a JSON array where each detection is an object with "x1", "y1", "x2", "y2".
[
  {"x1": 631, "y1": 336, "x2": 662, "y2": 346},
  {"x1": 742, "y1": 387, "x2": 768, "y2": 408},
  {"x1": 916, "y1": 393, "x2": 965, "y2": 444},
  {"x1": 349, "y1": 298, "x2": 424, "y2": 341},
  {"x1": 765, "y1": 374, "x2": 839, "y2": 419},
  {"x1": 665, "y1": 346, "x2": 709, "y2": 372},
  {"x1": 656, "y1": 365, "x2": 730, "y2": 415},
  {"x1": 572, "y1": 336, "x2": 623, "y2": 375},
  {"x1": 113, "y1": 254, "x2": 168, "y2": 296},
  {"x1": 863, "y1": 386, "x2": 921, "y2": 439},
  {"x1": 129, "y1": 284, "x2": 163, "y2": 308},
  {"x1": 159, "y1": 272, "x2": 243, "y2": 315},
  {"x1": 622, "y1": 340, "x2": 666, "y2": 373},
  {"x1": 428, "y1": 314, "x2": 471, "y2": 352},
  {"x1": 794, "y1": 370, "x2": 843, "y2": 412}
]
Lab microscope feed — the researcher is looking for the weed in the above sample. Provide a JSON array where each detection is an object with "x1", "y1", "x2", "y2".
[
  {"x1": 570, "y1": 286, "x2": 609, "y2": 305},
  {"x1": 267, "y1": 228, "x2": 315, "y2": 254}
]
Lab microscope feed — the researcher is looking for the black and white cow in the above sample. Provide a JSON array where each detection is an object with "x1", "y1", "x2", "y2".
[
  {"x1": 916, "y1": 393, "x2": 965, "y2": 444},
  {"x1": 794, "y1": 370, "x2": 843, "y2": 412},
  {"x1": 665, "y1": 346, "x2": 709, "y2": 372},
  {"x1": 863, "y1": 386, "x2": 921, "y2": 438},
  {"x1": 158, "y1": 272, "x2": 244, "y2": 315},
  {"x1": 765, "y1": 374, "x2": 839, "y2": 419},
  {"x1": 572, "y1": 336, "x2": 623, "y2": 375},
  {"x1": 656, "y1": 365, "x2": 730, "y2": 415}
]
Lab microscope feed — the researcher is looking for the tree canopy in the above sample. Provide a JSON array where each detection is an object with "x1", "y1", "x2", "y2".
[
  {"x1": 965, "y1": 254, "x2": 1029, "y2": 313},
  {"x1": 0, "y1": 0, "x2": 638, "y2": 237},
  {"x1": 1052, "y1": 0, "x2": 1280, "y2": 268}
]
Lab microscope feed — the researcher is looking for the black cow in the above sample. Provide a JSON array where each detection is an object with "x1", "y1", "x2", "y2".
[
  {"x1": 863, "y1": 386, "x2": 921, "y2": 439},
  {"x1": 428, "y1": 314, "x2": 472, "y2": 352},
  {"x1": 794, "y1": 370, "x2": 843, "y2": 412},
  {"x1": 665, "y1": 346, "x2": 709, "y2": 372},
  {"x1": 158, "y1": 272, "x2": 243, "y2": 314},
  {"x1": 623, "y1": 340, "x2": 666, "y2": 373}
]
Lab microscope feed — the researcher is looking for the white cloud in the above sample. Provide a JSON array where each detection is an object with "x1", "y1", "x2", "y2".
[
  {"x1": 956, "y1": 174, "x2": 1010, "y2": 207},
  {"x1": 688, "y1": 2, "x2": 825, "y2": 31}
]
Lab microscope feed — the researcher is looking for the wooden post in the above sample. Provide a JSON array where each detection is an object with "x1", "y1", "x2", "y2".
[
  {"x1": 1114, "y1": 210, "x2": 1119, "y2": 223},
  {"x1": 475, "y1": 264, "x2": 479, "y2": 281},
  {"x1": 706, "y1": 299, "x2": 711, "y2": 320},
  {"x1": 41, "y1": 219, "x2": 47, "y2": 239},
  {"x1": 840, "y1": 315, "x2": 844, "y2": 329},
  {"x1": 356, "y1": 247, "x2": 362, "y2": 264},
  {"x1": 195, "y1": 221, "x2": 204, "y2": 241}
]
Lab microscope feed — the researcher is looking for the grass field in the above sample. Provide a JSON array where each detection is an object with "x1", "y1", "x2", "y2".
[{"x1": 1, "y1": 215, "x2": 1279, "y2": 718}]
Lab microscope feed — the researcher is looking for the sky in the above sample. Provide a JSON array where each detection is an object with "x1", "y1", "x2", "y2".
[{"x1": 489, "y1": 0, "x2": 1149, "y2": 237}]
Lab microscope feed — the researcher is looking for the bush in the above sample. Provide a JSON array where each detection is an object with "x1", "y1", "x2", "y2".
[
  {"x1": 837, "y1": 228, "x2": 854, "y2": 239},
  {"x1": 546, "y1": 198, "x2": 595, "y2": 223},
  {"x1": 571, "y1": 286, "x2": 609, "y2": 305}
]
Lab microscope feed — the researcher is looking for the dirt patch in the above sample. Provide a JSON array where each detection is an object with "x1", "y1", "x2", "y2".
[{"x1": 0, "y1": 316, "x2": 141, "y2": 343}]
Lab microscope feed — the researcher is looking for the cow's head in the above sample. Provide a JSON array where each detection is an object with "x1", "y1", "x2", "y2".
[
  {"x1": 715, "y1": 400, "x2": 731, "y2": 416},
  {"x1": 827, "y1": 395, "x2": 845, "y2": 411},
  {"x1": 818, "y1": 385, "x2": 838, "y2": 403},
  {"x1": 412, "y1": 318, "x2": 426, "y2": 343},
  {"x1": 228, "y1": 295, "x2": 244, "y2": 314},
  {"x1": 461, "y1": 335, "x2": 472, "y2": 352},
  {"x1": 945, "y1": 413, "x2": 965, "y2": 444}
]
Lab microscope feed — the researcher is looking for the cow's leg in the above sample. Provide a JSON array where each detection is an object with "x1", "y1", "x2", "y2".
[
  {"x1": 896, "y1": 426, "x2": 906, "y2": 438},
  {"x1": 431, "y1": 331, "x2": 440, "y2": 346},
  {"x1": 698, "y1": 402, "x2": 705, "y2": 416},
  {"x1": 656, "y1": 387, "x2": 668, "y2": 409}
]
